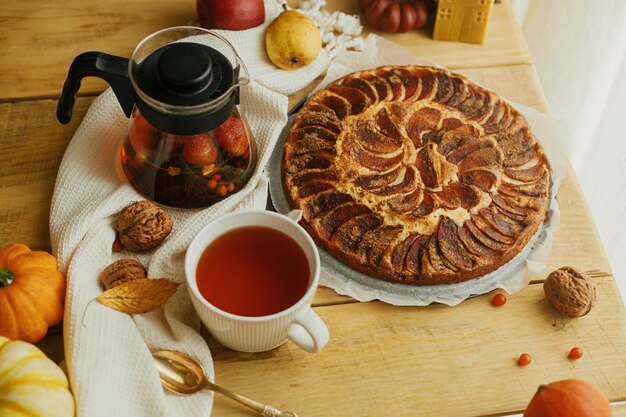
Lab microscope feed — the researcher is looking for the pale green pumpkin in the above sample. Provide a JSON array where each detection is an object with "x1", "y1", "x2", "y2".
[{"x1": 0, "y1": 336, "x2": 75, "y2": 417}]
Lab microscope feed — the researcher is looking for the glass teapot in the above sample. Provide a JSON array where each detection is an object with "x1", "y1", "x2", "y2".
[{"x1": 57, "y1": 27, "x2": 256, "y2": 209}]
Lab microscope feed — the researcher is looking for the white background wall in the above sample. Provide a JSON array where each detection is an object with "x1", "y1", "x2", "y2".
[{"x1": 512, "y1": 0, "x2": 626, "y2": 299}]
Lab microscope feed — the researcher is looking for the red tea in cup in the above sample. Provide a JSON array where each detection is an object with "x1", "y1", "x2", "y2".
[
  {"x1": 186, "y1": 210, "x2": 329, "y2": 353},
  {"x1": 196, "y1": 226, "x2": 310, "y2": 317}
]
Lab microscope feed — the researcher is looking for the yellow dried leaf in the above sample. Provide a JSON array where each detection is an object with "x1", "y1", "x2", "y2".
[{"x1": 97, "y1": 278, "x2": 180, "y2": 314}]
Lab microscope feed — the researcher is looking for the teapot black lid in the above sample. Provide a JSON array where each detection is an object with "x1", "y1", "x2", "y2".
[
  {"x1": 132, "y1": 42, "x2": 239, "y2": 135},
  {"x1": 56, "y1": 38, "x2": 241, "y2": 135},
  {"x1": 134, "y1": 42, "x2": 234, "y2": 106}
]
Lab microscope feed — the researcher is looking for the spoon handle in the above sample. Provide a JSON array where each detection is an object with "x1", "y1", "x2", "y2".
[{"x1": 204, "y1": 380, "x2": 297, "y2": 417}]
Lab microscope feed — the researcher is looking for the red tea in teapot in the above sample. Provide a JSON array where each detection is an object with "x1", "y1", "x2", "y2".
[
  {"x1": 195, "y1": 226, "x2": 310, "y2": 317},
  {"x1": 121, "y1": 110, "x2": 256, "y2": 208}
]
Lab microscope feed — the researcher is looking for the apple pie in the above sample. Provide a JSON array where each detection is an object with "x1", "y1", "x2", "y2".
[{"x1": 282, "y1": 65, "x2": 551, "y2": 285}]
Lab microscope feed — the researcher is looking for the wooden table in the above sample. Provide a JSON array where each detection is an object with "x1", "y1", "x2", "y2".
[{"x1": 2, "y1": 1, "x2": 626, "y2": 416}]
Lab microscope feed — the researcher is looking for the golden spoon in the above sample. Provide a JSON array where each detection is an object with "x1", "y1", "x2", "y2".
[{"x1": 152, "y1": 350, "x2": 298, "y2": 417}]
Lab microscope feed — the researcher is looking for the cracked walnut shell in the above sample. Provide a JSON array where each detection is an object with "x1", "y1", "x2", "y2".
[
  {"x1": 116, "y1": 201, "x2": 173, "y2": 252},
  {"x1": 100, "y1": 259, "x2": 146, "y2": 290},
  {"x1": 544, "y1": 266, "x2": 596, "y2": 317}
]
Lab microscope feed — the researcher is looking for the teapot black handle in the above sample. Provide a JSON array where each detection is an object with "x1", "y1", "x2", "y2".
[{"x1": 57, "y1": 52, "x2": 135, "y2": 124}]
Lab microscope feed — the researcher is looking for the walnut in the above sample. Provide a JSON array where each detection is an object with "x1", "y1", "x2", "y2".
[
  {"x1": 116, "y1": 201, "x2": 173, "y2": 252},
  {"x1": 544, "y1": 266, "x2": 596, "y2": 317},
  {"x1": 101, "y1": 259, "x2": 146, "y2": 290}
]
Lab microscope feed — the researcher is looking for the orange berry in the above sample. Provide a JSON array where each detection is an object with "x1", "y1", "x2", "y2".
[
  {"x1": 518, "y1": 353, "x2": 532, "y2": 366},
  {"x1": 135, "y1": 151, "x2": 147, "y2": 163},
  {"x1": 217, "y1": 185, "x2": 227, "y2": 196},
  {"x1": 213, "y1": 173, "x2": 222, "y2": 182},
  {"x1": 492, "y1": 293, "x2": 507, "y2": 307},
  {"x1": 208, "y1": 179, "x2": 218, "y2": 190},
  {"x1": 568, "y1": 347, "x2": 583, "y2": 360},
  {"x1": 227, "y1": 183, "x2": 235, "y2": 192}
]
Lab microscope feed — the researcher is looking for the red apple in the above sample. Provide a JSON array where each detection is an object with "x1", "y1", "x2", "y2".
[
  {"x1": 214, "y1": 115, "x2": 248, "y2": 157},
  {"x1": 197, "y1": 0, "x2": 265, "y2": 31},
  {"x1": 182, "y1": 134, "x2": 219, "y2": 166}
]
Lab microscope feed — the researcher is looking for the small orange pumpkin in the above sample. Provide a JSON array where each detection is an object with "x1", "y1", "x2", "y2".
[
  {"x1": 0, "y1": 243, "x2": 66, "y2": 343},
  {"x1": 524, "y1": 379, "x2": 611, "y2": 417}
]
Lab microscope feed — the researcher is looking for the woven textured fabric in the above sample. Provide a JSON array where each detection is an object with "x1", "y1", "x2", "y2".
[{"x1": 50, "y1": 81, "x2": 285, "y2": 416}]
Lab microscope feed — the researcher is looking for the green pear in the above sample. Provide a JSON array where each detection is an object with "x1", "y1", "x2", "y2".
[{"x1": 265, "y1": 10, "x2": 322, "y2": 70}]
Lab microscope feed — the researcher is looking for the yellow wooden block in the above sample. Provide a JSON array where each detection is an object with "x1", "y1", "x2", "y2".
[{"x1": 433, "y1": 0, "x2": 494, "y2": 45}]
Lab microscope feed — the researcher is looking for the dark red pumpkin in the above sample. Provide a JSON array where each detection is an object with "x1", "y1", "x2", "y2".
[
  {"x1": 524, "y1": 379, "x2": 611, "y2": 417},
  {"x1": 357, "y1": 0, "x2": 433, "y2": 33}
]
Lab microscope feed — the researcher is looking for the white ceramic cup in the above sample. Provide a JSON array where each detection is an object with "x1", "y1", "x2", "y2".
[{"x1": 185, "y1": 210, "x2": 330, "y2": 353}]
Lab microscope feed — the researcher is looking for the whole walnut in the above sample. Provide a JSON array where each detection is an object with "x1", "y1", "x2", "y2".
[
  {"x1": 544, "y1": 266, "x2": 596, "y2": 317},
  {"x1": 101, "y1": 259, "x2": 146, "y2": 290},
  {"x1": 116, "y1": 201, "x2": 173, "y2": 252}
]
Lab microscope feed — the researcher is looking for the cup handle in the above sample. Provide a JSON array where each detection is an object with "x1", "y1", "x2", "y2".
[{"x1": 287, "y1": 307, "x2": 329, "y2": 353}]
